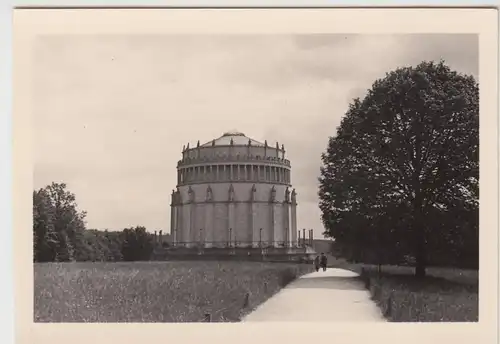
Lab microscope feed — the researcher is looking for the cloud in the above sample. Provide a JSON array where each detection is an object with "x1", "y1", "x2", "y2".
[{"x1": 33, "y1": 34, "x2": 478, "y2": 236}]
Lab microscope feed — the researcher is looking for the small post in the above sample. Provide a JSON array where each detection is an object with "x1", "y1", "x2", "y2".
[
  {"x1": 302, "y1": 228, "x2": 306, "y2": 246},
  {"x1": 243, "y1": 292, "x2": 250, "y2": 308},
  {"x1": 259, "y1": 228, "x2": 262, "y2": 247},
  {"x1": 365, "y1": 276, "x2": 371, "y2": 289},
  {"x1": 298, "y1": 230, "x2": 301, "y2": 247},
  {"x1": 204, "y1": 313, "x2": 211, "y2": 322},
  {"x1": 385, "y1": 294, "x2": 393, "y2": 318},
  {"x1": 229, "y1": 228, "x2": 232, "y2": 247}
]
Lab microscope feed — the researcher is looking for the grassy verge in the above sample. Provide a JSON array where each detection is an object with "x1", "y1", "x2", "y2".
[
  {"x1": 333, "y1": 260, "x2": 478, "y2": 322},
  {"x1": 34, "y1": 261, "x2": 313, "y2": 322}
]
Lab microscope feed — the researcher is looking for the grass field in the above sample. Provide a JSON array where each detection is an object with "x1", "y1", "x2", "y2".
[
  {"x1": 334, "y1": 261, "x2": 479, "y2": 322},
  {"x1": 34, "y1": 261, "x2": 313, "y2": 322}
]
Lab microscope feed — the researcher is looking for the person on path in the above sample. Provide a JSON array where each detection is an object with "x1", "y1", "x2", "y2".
[
  {"x1": 314, "y1": 255, "x2": 320, "y2": 272},
  {"x1": 320, "y1": 253, "x2": 327, "y2": 272}
]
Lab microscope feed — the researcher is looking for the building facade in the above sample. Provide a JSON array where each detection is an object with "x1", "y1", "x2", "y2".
[{"x1": 170, "y1": 131, "x2": 298, "y2": 249}]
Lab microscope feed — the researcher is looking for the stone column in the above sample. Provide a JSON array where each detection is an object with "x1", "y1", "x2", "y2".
[
  {"x1": 185, "y1": 204, "x2": 193, "y2": 247},
  {"x1": 192, "y1": 204, "x2": 198, "y2": 246},
  {"x1": 170, "y1": 191, "x2": 176, "y2": 243},
  {"x1": 251, "y1": 189, "x2": 259, "y2": 248},
  {"x1": 291, "y1": 201, "x2": 297, "y2": 246},
  {"x1": 272, "y1": 202, "x2": 281, "y2": 247},
  {"x1": 283, "y1": 201, "x2": 290, "y2": 248},
  {"x1": 175, "y1": 204, "x2": 182, "y2": 245},
  {"x1": 228, "y1": 203, "x2": 235, "y2": 246},
  {"x1": 205, "y1": 202, "x2": 214, "y2": 248}
]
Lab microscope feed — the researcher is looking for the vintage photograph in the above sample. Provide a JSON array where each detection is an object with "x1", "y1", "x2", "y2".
[{"x1": 32, "y1": 33, "x2": 479, "y2": 323}]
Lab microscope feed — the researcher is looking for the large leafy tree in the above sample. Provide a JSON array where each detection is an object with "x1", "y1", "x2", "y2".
[
  {"x1": 33, "y1": 190, "x2": 58, "y2": 262},
  {"x1": 319, "y1": 61, "x2": 479, "y2": 277},
  {"x1": 33, "y1": 182, "x2": 87, "y2": 262}
]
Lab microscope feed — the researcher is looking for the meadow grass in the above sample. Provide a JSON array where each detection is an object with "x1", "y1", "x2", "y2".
[
  {"x1": 334, "y1": 261, "x2": 479, "y2": 322},
  {"x1": 34, "y1": 261, "x2": 313, "y2": 322}
]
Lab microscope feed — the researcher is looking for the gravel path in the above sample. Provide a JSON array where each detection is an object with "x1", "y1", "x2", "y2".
[{"x1": 242, "y1": 268, "x2": 386, "y2": 322}]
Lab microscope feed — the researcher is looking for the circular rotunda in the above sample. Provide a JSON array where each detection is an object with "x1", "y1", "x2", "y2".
[{"x1": 170, "y1": 131, "x2": 298, "y2": 249}]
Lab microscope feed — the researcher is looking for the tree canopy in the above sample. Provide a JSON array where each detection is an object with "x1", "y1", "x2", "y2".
[
  {"x1": 318, "y1": 61, "x2": 479, "y2": 277},
  {"x1": 33, "y1": 182, "x2": 157, "y2": 262},
  {"x1": 33, "y1": 183, "x2": 86, "y2": 262},
  {"x1": 121, "y1": 226, "x2": 155, "y2": 261}
]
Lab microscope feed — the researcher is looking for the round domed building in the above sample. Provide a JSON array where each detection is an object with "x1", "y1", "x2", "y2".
[{"x1": 170, "y1": 131, "x2": 298, "y2": 249}]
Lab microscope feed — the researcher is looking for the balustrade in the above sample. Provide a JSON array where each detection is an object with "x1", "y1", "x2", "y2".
[
  {"x1": 178, "y1": 163, "x2": 291, "y2": 185},
  {"x1": 177, "y1": 154, "x2": 291, "y2": 167}
]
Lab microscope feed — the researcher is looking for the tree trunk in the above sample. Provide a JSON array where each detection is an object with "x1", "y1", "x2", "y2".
[
  {"x1": 414, "y1": 214, "x2": 427, "y2": 278},
  {"x1": 413, "y1": 193, "x2": 427, "y2": 278},
  {"x1": 415, "y1": 244, "x2": 426, "y2": 278}
]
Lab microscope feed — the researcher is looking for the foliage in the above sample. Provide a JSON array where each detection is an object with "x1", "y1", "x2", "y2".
[
  {"x1": 33, "y1": 182, "x2": 156, "y2": 263},
  {"x1": 33, "y1": 183, "x2": 87, "y2": 262},
  {"x1": 76, "y1": 229, "x2": 124, "y2": 262},
  {"x1": 319, "y1": 61, "x2": 479, "y2": 276},
  {"x1": 358, "y1": 265, "x2": 478, "y2": 322},
  {"x1": 34, "y1": 261, "x2": 313, "y2": 322},
  {"x1": 33, "y1": 190, "x2": 58, "y2": 262},
  {"x1": 121, "y1": 226, "x2": 155, "y2": 261}
]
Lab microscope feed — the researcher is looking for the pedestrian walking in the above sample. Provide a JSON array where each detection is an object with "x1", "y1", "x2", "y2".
[
  {"x1": 320, "y1": 252, "x2": 327, "y2": 272},
  {"x1": 314, "y1": 255, "x2": 320, "y2": 272}
]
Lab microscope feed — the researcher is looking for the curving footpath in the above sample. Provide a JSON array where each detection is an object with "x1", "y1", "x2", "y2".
[{"x1": 242, "y1": 268, "x2": 386, "y2": 322}]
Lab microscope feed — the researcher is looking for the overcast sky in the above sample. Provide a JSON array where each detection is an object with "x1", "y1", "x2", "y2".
[{"x1": 33, "y1": 34, "x2": 478, "y2": 238}]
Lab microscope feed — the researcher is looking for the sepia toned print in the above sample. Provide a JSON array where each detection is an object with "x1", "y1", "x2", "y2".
[{"x1": 29, "y1": 33, "x2": 482, "y2": 323}]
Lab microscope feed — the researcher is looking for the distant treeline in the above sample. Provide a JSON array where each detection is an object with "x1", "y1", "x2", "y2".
[{"x1": 33, "y1": 182, "x2": 166, "y2": 262}]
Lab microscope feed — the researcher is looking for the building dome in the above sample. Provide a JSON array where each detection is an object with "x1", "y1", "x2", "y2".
[
  {"x1": 200, "y1": 131, "x2": 266, "y2": 147},
  {"x1": 170, "y1": 131, "x2": 298, "y2": 249},
  {"x1": 222, "y1": 130, "x2": 245, "y2": 136}
]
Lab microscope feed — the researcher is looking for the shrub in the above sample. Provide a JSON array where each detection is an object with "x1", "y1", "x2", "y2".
[{"x1": 359, "y1": 266, "x2": 478, "y2": 322}]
